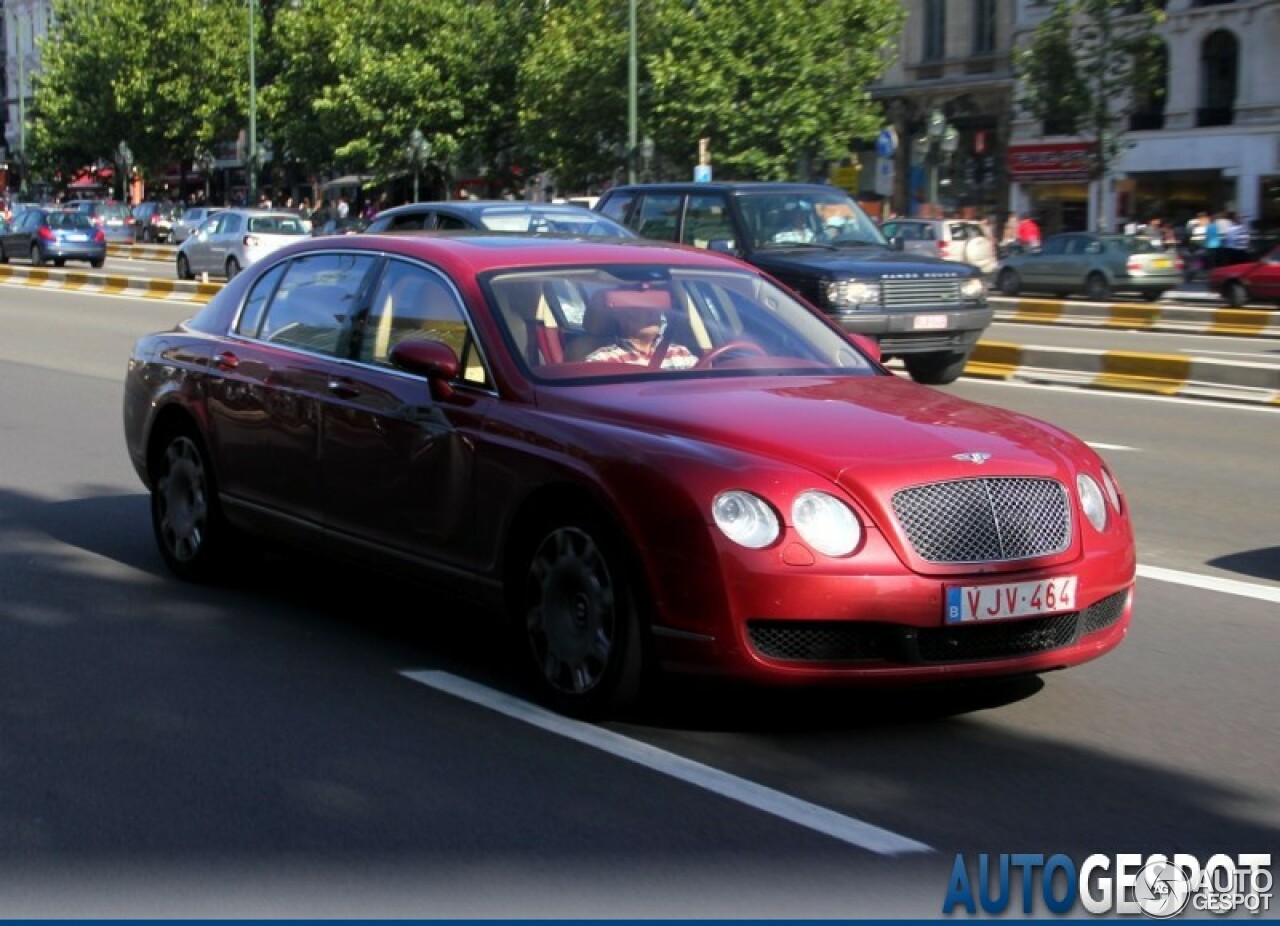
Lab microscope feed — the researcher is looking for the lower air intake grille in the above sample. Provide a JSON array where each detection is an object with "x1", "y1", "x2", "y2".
[{"x1": 746, "y1": 590, "x2": 1129, "y2": 665}]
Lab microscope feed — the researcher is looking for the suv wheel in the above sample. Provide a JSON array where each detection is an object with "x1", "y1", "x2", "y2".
[{"x1": 903, "y1": 349, "x2": 972, "y2": 386}]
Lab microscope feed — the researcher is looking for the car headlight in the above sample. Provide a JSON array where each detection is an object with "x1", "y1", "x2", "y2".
[
  {"x1": 713, "y1": 490, "x2": 780, "y2": 549},
  {"x1": 1077, "y1": 474, "x2": 1108, "y2": 531},
  {"x1": 792, "y1": 490, "x2": 861, "y2": 558},
  {"x1": 1101, "y1": 467, "x2": 1123, "y2": 513},
  {"x1": 960, "y1": 277, "x2": 986, "y2": 301},
  {"x1": 823, "y1": 279, "x2": 882, "y2": 309}
]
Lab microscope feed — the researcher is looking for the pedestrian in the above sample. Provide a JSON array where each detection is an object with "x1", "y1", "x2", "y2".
[
  {"x1": 1203, "y1": 212, "x2": 1223, "y2": 270},
  {"x1": 1017, "y1": 213, "x2": 1041, "y2": 251},
  {"x1": 1221, "y1": 213, "x2": 1251, "y2": 266},
  {"x1": 1000, "y1": 214, "x2": 1019, "y2": 256}
]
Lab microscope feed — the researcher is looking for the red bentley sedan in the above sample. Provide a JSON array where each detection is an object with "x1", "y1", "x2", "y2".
[
  {"x1": 1208, "y1": 244, "x2": 1280, "y2": 307},
  {"x1": 123, "y1": 232, "x2": 1136, "y2": 717}
]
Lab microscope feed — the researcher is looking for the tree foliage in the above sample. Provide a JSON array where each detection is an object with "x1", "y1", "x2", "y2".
[
  {"x1": 31, "y1": 0, "x2": 248, "y2": 182},
  {"x1": 1015, "y1": 0, "x2": 1165, "y2": 178},
  {"x1": 519, "y1": 0, "x2": 904, "y2": 190},
  {"x1": 29, "y1": 0, "x2": 902, "y2": 195}
]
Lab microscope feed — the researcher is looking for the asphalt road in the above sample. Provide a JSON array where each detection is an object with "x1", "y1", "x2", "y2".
[{"x1": 0, "y1": 285, "x2": 1276, "y2": 918}]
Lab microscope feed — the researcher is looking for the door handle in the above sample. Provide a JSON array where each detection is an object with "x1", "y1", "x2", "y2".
[{"x1": 327, "y1": 379, "x2": 360, "y2": 398}]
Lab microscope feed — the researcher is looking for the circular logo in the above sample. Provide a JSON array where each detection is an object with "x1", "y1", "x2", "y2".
[{"x1": 1135, "y1": 859, "x2": 1192, "y2": 918}]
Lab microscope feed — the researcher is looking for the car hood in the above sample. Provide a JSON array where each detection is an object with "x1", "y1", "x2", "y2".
[
  {"x1": 748, "y1": 247, "x2": 976, "y2": 280},
  {"x1": 542, "y1": 374, "x2": 1083, "y2": 489}
]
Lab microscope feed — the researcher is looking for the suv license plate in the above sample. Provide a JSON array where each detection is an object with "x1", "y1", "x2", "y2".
[
  {"x1": 913, "y1": 314, "x2": 948, "y2": 330},
  {"x1": 945, "y1": 576, "x2": 1077, "y2": 623}
]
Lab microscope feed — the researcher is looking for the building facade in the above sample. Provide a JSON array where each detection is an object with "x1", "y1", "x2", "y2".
[
  {"x1": 1, "y1": 0, "x2": 51, "y2": 198},
  {"x1": 872, "y1": 0, "x2": 1279, "y2": 241}
]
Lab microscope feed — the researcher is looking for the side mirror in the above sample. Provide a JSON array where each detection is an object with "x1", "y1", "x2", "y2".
[
  {"x1": 889, "y1": 236, "x2": 905, "y2": 251},
  {"x1": 707, "y1": 238, "x2": 737, "y2": 255},
  {"x1": 389, "y1": 338, "x2": 461, "y2": 399}
]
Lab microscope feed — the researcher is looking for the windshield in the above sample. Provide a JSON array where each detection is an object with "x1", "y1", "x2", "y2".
[
  {"x1": 485, "y1": 264, "x2": 878, "y2": 383},
  {"x1": 738, "y1": 190, "x2": 887, "y2": 250}
]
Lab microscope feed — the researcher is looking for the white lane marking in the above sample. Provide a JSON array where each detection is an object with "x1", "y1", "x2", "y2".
[
  {"x1": 400, "y1": 669, "x2": 933, "y2": 857},
  {"x1": 1086, "y1": 442, "x2": 1138, "y2": 451},
  {"x1": 1138, "y1": 565, "x2": 1280, "y2": 604},
  {"x1": 957, "y1": 377, "x2": 1280, "y2": 413}
]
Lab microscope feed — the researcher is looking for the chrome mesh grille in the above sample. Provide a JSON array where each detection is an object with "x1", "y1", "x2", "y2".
[
  {"x1": 892, "y1": 477, "x2": 1070, "y2": 564},
  {"x1": 882, "y1": 277, "x2": 960, "y2": 309}
]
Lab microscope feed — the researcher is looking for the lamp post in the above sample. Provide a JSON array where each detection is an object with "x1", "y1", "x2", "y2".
[
  {"x1": 116, "y1": 141, "x2": 133, "y2": 206},
  {"x1": 407, "y1": 129, "x2": 430, "y2": 203},
  {"x1": 913, "y1": 108, "x2": 959, "y2": 218},
  {"x1": 640, "y1": 136, "x2": 655, "y2": 182},
  {"x1": 16, "y1": 12, "x2": 29, "y2": 196},
  {"x1": 247, "y1": 0, "x2": 258, "y2": 203},
  {"x1": 627, "y1": 0, "x2": 638, "y2": 184}
]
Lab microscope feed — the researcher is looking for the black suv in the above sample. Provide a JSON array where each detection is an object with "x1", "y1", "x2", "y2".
[{"x1": 596, "y1": 182, "x2": 991, "y2": 384}]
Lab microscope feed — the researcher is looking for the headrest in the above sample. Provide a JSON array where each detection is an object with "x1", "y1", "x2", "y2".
[{"x1": 588, "y1": 287, "x2": 672, "y2": 313}]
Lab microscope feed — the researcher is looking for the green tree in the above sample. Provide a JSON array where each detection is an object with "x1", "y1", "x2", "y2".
[
  {"x1": 263, "y1": 0, "x2": 532, "y2": 194},
  {"x1": 517, "y1": 0, "x2": 904, "y2": 190},
  {"x1": 1015, "y1": 0, "x2": 1165, "y2": 181},
  {"x1": 31, "y1": 0, "x2": 248, "y2": 189}
]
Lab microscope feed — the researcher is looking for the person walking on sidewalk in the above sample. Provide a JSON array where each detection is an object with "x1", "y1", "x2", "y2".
[{"x1": 1203, "y1": 212, "x2": 1223, "y2": 271}]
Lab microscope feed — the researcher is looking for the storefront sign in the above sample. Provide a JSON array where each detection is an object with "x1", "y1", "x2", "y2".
[{"x1": 1008, "y1": 142, "x2": 1093, "y2": 181}]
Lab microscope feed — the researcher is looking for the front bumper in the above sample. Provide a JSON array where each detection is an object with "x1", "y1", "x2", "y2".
[{"x1": 831, "y1": 304, "x2": 994, "y2": 355}]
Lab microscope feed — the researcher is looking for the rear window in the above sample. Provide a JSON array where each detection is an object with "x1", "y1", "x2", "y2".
[
  {"x1": 50, "y1": 212, "x2": 93, "y2": 229},
  {"x1": 248, "y1": 215, "x2": 308, "y2": 235}
]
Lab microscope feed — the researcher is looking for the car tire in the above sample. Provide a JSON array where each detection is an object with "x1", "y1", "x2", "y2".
[
  {"x1": 177, "y1": 254, "x2": 193, "y2": 280},
  {"x1": 0, "y1": 244, "x2": 7, "y2": 264},
  {"x1": 53, "y1": 258, "x2": 66, "y2": 267},
  {"x1": 1225, "y1": 280, "x2": 1249, "y2": 308},
  {"x1": 30, "y1": 245, "x2": 43, "y2": 267},
  {"x1": 903, "y1": 349, "x2": 972, "y2": 386},
  {"x1": 225, "y1": 256, "x2": 241, "y2": 280},
  {"x1": 150, "y1": 425, "x2": 233, "y2": 583},
  {"x1": 1085, "y1": 272, "x2": 1111, "y2": 302},
  {"x1": 1141, "y1": 291, "x2": 1162, "y2": 303},
  {"x1": 512, "y1": 515, "x2": 647, "y2": 719},
  {"x1": 997, "y1": 268, "x2": 1020, "y2": 296},
  {"x1": 90, "y1": 258, "x2": 104, "y2": 269}
]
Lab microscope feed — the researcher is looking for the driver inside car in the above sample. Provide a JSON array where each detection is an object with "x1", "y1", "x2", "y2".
[{"x1": 583, "y1": 289, "x2": 698, "y2": 369}]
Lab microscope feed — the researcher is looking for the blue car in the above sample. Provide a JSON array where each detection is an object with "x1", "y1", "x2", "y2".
[{"x1": 0, "y1": 206, "x2": 107, "y2": 268}]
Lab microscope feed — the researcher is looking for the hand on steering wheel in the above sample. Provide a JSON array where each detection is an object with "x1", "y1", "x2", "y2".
[{"x1": 695, "y1": 339, "x2": 767, "y2": 369}]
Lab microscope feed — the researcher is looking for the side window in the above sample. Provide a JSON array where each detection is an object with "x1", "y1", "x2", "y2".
[
  {"x1": 597, "y1": 192, "x2": 635, "y2": 224},
  {"x1": 259, "y1": 253, "x2": 377, "y2": 356},
  {"x1": 435, "y1": 214, "x2": 468, "y2": 231},
  {"x1": 237, "y1": 263, "x2": 287, "y2": 337},
  {"x1": 634, "y1": 194, "x2": 682, "y2": 241},
  {"x1": 682, "y1": 194, "x2": 735, "y2": 249},
  {"x1": 389, "y1": 213, "x2": 431, "y2": 231},
  {"x1": 363, "y1": 259, "x2": 485, "y2": 385},
  {"x1": 1040, "y1": 236, "x2": 1068, "y2": 256}
]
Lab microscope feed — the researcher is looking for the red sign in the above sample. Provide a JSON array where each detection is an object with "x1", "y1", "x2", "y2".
[{"x1": 1007, "y1": 142, "x2": 1093, "y2": 181}]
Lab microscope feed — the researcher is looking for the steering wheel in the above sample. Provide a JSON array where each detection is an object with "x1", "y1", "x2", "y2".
[{"x1": 695, "y1": 339, "x2": 768, "y2": 369}]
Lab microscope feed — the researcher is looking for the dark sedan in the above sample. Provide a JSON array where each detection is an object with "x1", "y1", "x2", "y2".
[
  {"x1": 123, "y1": 233, "x2": 1135, "y2": 718},
  {"x1": 366, "y1": 200, "x2": 635, "y2": 238},
  {"x1": 0, "y1": 206, "x2": 106, "y2": 267}
]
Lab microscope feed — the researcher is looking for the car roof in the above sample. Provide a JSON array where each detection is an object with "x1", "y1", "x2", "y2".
[
  {"x1": 378, "y1": 200, "x2": 599, "y2": 216},
  {"x1": 264, "y1": 230, "x2": 744, "y2": 277},
  {"x1": 605, "y1": 181, "x2": 847, "y2": 195}
]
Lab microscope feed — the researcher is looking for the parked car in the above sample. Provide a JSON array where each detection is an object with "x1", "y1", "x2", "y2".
[
  {"x1": 880, "y1": 218, "x2": 999, "y2": 275},
  {"x1": 123, "y1": 232, "x2": 1135, "y2": 718},
  {"x1": 1207, "y1": 243, "x2": 1280, "y2": 307},
  {"x1": 596, "y1": 182, "x2": 990, "y2": 385},
  {"x1": 65, "y1": 199, "x2": 136, "y2": 244},
  {"x1": 996, "y1": 233, "x2": 1183, "y2": 302},
  {"x1": 0, "y1": 205, "x2": 106, "y2": 267},
  {"x1": 132, "y1": 201, "x2": 180, "y2": 243},
  {"x1": 169, "y1": 206, "x2": 224, "y2": 244},
  {"x1": 175, "y1": 208, "x2": 310, "y2": 280},
  {"x1": 365, "y1": 200, "x2": 635, "y2": 238}
]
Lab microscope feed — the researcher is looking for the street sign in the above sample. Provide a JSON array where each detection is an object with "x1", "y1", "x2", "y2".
[
  {"x1": 875, "y1": 157, "x2": 895, "y2": 197},
  {"x1": 694, "y1": 164, "x2": 712, "y2": 183},
  {"x1": 876, "y1": 127, "x2": 898, "y2": 159}
]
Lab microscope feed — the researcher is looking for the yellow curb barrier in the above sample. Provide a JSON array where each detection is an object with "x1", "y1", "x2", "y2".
[
  {"x1": 991, "y1": 295, "x2": 1280, "y2": 339},
  {"x1": 1096, "y1": 351, "x2": 1192, "y2": 396}
]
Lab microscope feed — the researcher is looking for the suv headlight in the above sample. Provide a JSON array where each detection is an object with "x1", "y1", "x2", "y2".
[
  {"x1": 960, "y1": 277, "x2": 987, "y2": 301},
  {"x1": 823, "y1": 279, "x2": 882, "y2": 309}
]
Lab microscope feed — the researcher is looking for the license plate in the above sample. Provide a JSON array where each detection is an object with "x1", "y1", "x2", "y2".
[
  {"x1": 913, "y1": 314, "x2": 948, "y2": 330},
  {"x1": 1151, "y1": 258, "x2": 1171, "y2": 269},
  {"x1": 945, "y1": 576, "x2": 1077, "y2": 623},
  {"x1": 65, "y1": 234, "x2": 88, "y2": 242}
]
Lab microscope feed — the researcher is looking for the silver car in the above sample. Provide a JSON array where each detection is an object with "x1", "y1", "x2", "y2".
[
  {"x1": 995, "y1": 232, "x2": 1183, "y2": 302},
  {"x1": 880, "y1": 218, "x2": 998, "y2": 274},
  {"x1": 176, "y1": 208, "x2": 309, "y2": 280},
  {"x1": 169, "y1": 206, "x2": 224, "y2": 244}
]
